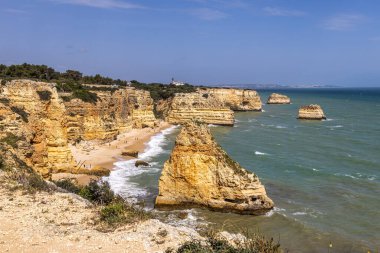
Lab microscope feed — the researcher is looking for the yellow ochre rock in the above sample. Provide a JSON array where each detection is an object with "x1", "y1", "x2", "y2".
[
  {"x1": 155, "y1": 122, "x2": 274, "y2": 214},
  {"x1": 0, "y1": 79, "x2": 75, "y2": 177},
  {"x1": 198, "y1": 88, "x2": 262, "y2": 111},
  {"x1": 267, "y1": 93, "x2": 291, "y2": 104},
  {"x1": 298, "y1": 104, "x2": 326, "y2": 120},
  {"x1": 166, "y1": 92, "x2": 235, "y2": 126}
]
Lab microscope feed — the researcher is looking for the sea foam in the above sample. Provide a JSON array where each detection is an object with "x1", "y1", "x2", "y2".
[{"x1": 106, "y1": 125, "x2": 178, "y2": 202}]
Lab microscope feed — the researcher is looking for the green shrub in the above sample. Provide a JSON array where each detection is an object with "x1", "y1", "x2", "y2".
[
  {"x1": 54, "y1": 179, "x2": 81, "y2": 193},
  {"x1": 37, "y1": 90, "x2": 52, "y2": 101},
  {"x1": 99, "y1": 198, "x2": 152, "y2": 227},
  {"x1": 1, "y1": 133, "x2": 23, "y2": 148},
  {"x1": 10, "y1": 106, "x2": 29, "y2": 122},
  {"x1": 100, "y1": 202, "x2": 126, "y2": 225},
  {"x1": 167, "y1": 230, "x2": 281, "y2": 253},
  {"x1": 78, "y1": 180, "x2": 114, "y2": 205},
  {"x1": 71, "y1": 89, "x2": 98, "y2": 103}
]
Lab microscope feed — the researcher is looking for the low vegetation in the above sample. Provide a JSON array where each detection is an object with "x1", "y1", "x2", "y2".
[
  {"x1": 36, "y1": 90, "x2": 52, "y2": 101},
  {"x1": 0, "y1": 133, "x2": 24, "y2": 148},
  {"x1": 167, "y1": 230, "x2": 281, "y2": 253},
  {"x1": 54, "y1": 179, "x2": 152, "y2": 228},
  {"x1": 0, "y1": 145, "x2": 50, "y2": 193},
  {"x1": 130, "y1": 80, "x2": 196, "y2": 102},
  {"x1": 1, "y1": 63, "x2": 198, "y2": 104},
  {"x1": 10, "y1": 106, "x2": 29, "y2": 122}
]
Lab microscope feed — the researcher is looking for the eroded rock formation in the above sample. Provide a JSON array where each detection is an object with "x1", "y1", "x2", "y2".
[
  {"x1": 267, "y1": 93, "x2": 291, "y2": 104},
  {"x1": 0, "y1": 80, "x2": 75, "y2": 176},
  {"x1": 198, "y1": 88, "x2": 262, "y2": 111},
  {"x1": 166, "y1": 93, "x2": 235, "y2": 126},
  {"x1": 298, "y1": 104, "x2": 326, "y2": 120},
  {"x1": 155, "y1": 122, "x2": 274, "y2": 214},
  {"x1": 63, "y1": 87, "x2": 156, "y2": 142},
  {"x1": 0, "y1": 80, "x2": 158, "y2": 177}
]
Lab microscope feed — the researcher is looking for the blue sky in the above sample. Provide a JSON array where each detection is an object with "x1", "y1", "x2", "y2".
[{"x1": 1, "y1": 0, "x2": 380, "y2": 86}]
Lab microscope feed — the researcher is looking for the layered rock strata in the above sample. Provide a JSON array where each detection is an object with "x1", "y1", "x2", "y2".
[
  {"x1": 198, "y1": 88, "x2": 262, "y2": 111},
  {"x1": 298, "y1": 104, "x2": 326, "y2": 120},
  {"x1": 0, "y1": 80, "x2": 75, "y2": 176},
  {"x1": 267, "y1": 93, "x2": 291, "y2": 104},
  {"x1": 166, "y1": 93, "x2": 234, "y2": 126},
  {"x1": 155, "y1": 122, "x2": 274, "y2": 214},
  {"x1": 63, "y1": 87, "x2": 156, "y2": 142},
  {"x1": 127, "y1": 87, "x2": 157, "y2": 128}
]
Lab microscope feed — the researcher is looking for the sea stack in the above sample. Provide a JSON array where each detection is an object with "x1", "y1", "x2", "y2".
[
  {"x1": 155, "y1": 122, "x2": 274, "y2": 214},
  {"x1": 267, "y1": 93, "x2": 291, "y2": 104},
  {"x1": 298, "y1": 104, "x2": 326, "y2": 120}
]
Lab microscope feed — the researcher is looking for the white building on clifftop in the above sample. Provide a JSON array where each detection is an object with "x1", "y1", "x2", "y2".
[{"x1": 170, "y1": 78, "x2": 185, "y2": 86}]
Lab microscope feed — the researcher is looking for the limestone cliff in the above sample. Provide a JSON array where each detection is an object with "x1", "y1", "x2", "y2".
[
  {"x1": 127, "y1": 87, "x2": 157, "y2": 128},
  {"x1": 63, "y1": 87, "x2": 156, "y2": 142},
  {"x1": 63, "y1": 89, "x2": 132, "y2": 142},
  {"x1": 166, "y1": 93, "x2": 234, "y2": 126},
  {"x1": 267, "y1": 93, "x2": 291, "y2": 104},
  {"x1": 198, "y1": 88, "x2": 262, "y2": 111},
  {"x1": 0, "y1": 80, "x2": 75, "y2": 176},
  {"x1": 155, "y1": 122, "x2": 274, "y2": 214},
  {"x1": 298, "y1": 104, "x2": 326, "y2": 120}
]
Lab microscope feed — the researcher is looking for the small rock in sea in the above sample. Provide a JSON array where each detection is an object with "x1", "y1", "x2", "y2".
[
  {"x1": 177, "y1": 212, "x2": 188, "y2": 220},
  {"x1": 135, "y1": 160, "x2": 149, "y2": 167},
  {"x1": 298, "y1": 104, "x2": 326, "y2": 120}
]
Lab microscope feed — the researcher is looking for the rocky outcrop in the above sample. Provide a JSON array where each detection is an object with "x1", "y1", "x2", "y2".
[
  {"x1": 63, "y1": 87, "x2": 157, "y2": 143},
  {"x1": 0, "y1": 80, "x2": 75, "y2": 176},
  {"x1": 63, "y1": 89, "x2": 132, "y2": 142},
  {"x1": 127, "y1": 87, "x2": 157, "y2": 128},
  {"x1": 198, "y1": 88, "x2": 262, "y2": 111},
  {"x1": 267, "y1": 93, "x2": 291, "y2": 104},
  {"x1": 298, "y1": 104, "x2": 326, "y2": 120},
  {"x1": 155, "y1": 122, "x2": 274, "y2": 214},
  {"x1": 166, "y1": 93, "x2": 234, "y2": 126}
]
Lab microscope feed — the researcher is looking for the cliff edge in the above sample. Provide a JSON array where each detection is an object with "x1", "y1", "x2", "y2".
[{"x1": 155, "y1": 122, "x2": 274, "y2": 214}]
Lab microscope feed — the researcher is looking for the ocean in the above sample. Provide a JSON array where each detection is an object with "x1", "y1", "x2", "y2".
[{"x1": 107, "y1": 88, "x2": 380, "y2": 253}]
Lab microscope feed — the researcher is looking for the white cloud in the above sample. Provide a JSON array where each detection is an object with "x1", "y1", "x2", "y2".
[
  {"x1": 191, "y1": 8, "x2": 227, "y2": 20},
  {"x1": 323, "y1": 14, "x2": 366, "y2": 31},
  {"x1": 264, "y1": 7, "x2": 306, "y2": 17},
  {"x1": 52, "y1": 0, "x2": 142, "y2": 9}
]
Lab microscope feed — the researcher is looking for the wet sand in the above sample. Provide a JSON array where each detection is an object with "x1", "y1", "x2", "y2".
[{"x1": 52, "y1": 121, "x2": 172, "y2": 185}]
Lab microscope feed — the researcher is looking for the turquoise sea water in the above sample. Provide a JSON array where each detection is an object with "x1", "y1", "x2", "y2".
[{"x1": 108, "y1": 88, "x2": 380, "y2": 252}]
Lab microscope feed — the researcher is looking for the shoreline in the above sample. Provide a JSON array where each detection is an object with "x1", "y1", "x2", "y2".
[{"x1": 52, "y1": 121, "x2": 172, "y2": 185}]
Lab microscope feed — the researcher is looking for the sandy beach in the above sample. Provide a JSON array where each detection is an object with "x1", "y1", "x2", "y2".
[{"x1": 52, "y1": 121, "x2": 172, "y2": 185}]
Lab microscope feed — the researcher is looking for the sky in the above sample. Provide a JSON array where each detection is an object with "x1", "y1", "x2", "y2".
[{"x1": 1, "y1": 0, "x2": 380, "y2": 87}]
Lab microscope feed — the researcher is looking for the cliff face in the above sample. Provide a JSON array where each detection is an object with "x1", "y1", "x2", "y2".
[
  {"x1": 267, "y1": 93, "x2": 291, "y2": 104},
  {"x1": 64, "y1": 89, "x2": 132, "y2": 142},
  {"x1": 0, "y1": 80, "x2": 75, "y2": 176},
  {"x1": 164, "y1": 88, "x2": 262, "y2": 126},
  {"x1": 127, "y1": 87, "x2": 157, "y2": 128},
  {"x1": 63, "y1": 87, "x2": 156, "y2": 142},
  {"x1": 166, "y1": 93, "x2": 234, "y2": 126},
  {"x1": 155, "y1": 122, "x2": 274, "y2": 214},
  {"x1": 298, "y1": 104, "x2": 326, "y2": 120},
  {"x1": 199, "y1": 88, "x2": 262, "y2": 111}
]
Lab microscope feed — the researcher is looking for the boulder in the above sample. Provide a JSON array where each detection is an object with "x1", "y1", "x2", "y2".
[
  {"x1": 135, "y1": 160, "x2": 149, "y2": 167},
  {"x1": 298, "y1": 104, "x2": 326, "y2": 120},
  {"x1": 155, "y1": 122, "x2": 274, "y2": 215},
  {"x1": 121, "y1": 150, "x2": 139, "y2": 158}
]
